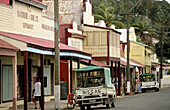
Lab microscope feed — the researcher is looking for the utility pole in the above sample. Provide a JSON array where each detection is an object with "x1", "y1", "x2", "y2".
[
  {"x1": 54, "y1": 0, "x2": 60, "y2": 109},
  {"x1": 126, "y1": 0, "x2": 130, "y2": 94},
  {"x1": 160, "y1": 25, "x2": 163, "y2": 88}
]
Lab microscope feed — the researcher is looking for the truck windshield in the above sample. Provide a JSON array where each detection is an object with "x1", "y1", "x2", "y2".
[
  {"x1": 77, "y1": 71, "x2": 105, "y2": 88},
  {"x1": 140, "y1": 75, "x2": 155, "y2": 82}
]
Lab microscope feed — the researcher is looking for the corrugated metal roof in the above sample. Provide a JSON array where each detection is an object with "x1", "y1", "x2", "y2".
[
  {"x1": 0, "y1": 32, "x2": 54, "y2": 49},
  {"x1": 120, "y1": 57, "x2": 144, "y2": 67},
  {"x1": 0, "y1": 31, "x2": 91, "y2": 56},
  {"x1": 0, "y1": 39, "x2": 19, "y2": 50},
  {"x1": 81, "y1": 59, "x2": 110, "y2": 67}
]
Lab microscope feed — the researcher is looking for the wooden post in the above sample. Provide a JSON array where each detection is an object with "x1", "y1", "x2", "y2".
[
  {"x1": 70, "y1": 57, "x2": 73, "y2": 93},
  {"x1": 89, "y1": 60, "x2": 91, "y2": 65},
  {"x1": 24, "y1": 52, "x2": 28, "y2": 110},
  {"x1": 111, "y1": 60, "x2": 114, "y2": 79},
  {"x1": 115, "y1": 61, "x2": 117, "y2": 94},
  {"x1": 107, "y1": 31, "x2": 110, "y2": 65},
  {"x1": 40, "y1": 54, "x2": 44, "y2": 110},
  {"x1": 77, "y1": 58, "x2": 80, "y2": 69},
  {"x1": 118, "y1": 61, "x2": 121, "y2": 96},
  {"x1": 13, "y1": 53, "x2": 17, "y2": 110}
]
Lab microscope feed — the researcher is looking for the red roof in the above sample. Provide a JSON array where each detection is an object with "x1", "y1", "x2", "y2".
[
  {"x1": 60, "y1": 43, "x2": 91, "y2": 55},
  {"x1": 0, "y1": 32, "x2": 91, "y2": 56},
  {"x1": 81, "y1": 59, "x2": 110, "y2": 67},
  {"x1": 151, "y1": 62, "x2": 160, "y2": 66},
  {"x1": 0, "y1": 39, "x2": 19, "y2": 50},
  {"x1": 0, "y1": 32, "x2": 54, "y2": 49},
  {"x1": 130, "y1": 59, "x2": 144, "y2": 67},
  {"x1": 120, "y1": 57, "x2": 144, "y2": 67},
  {"x1": 32, "y1": 0, "x2": 42, "y2": 4}
]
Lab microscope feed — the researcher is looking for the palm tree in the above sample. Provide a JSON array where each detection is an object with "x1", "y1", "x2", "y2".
[
  {"x1": 132, "y1": 21, "x2": 158, "y2": 46},
  {"x1": 94, "y1": 5, "x2": 114, "y2": 27}
]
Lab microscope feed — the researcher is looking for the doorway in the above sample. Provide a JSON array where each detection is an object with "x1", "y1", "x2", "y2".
[{"x1": 2, "y1": 65, "x2": 13, "y2": 101}]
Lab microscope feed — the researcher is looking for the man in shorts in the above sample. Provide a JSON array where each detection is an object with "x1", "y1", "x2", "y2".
[{"x1": 32, "y1": 78, "x2": 41, "y2": 109}]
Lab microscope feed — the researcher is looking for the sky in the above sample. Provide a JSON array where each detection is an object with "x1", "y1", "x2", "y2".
[
  {"x1": 156, "y1": 0, "x2": 170, "y2": 3},
  {"x1": 166, "y1": 0, "x2": 170, "y2": 3}
]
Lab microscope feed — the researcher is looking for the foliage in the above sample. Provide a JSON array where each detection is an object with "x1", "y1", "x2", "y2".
[
  {"x1": 132, "y1": 21, "x2": 158, "y2": 46},
  {"x1": 92, "y1": 0, "x2": 170, "y2": 60},
  {"x1": 112, "y1": 21, "x2": 125, "y2": 29},
  {"x1": 94, "y1": 5, "x2": 114, "y2": 27}
]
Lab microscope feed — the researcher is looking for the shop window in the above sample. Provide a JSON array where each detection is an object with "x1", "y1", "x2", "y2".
[
  {"x1": 44, "y1": 59, "x2": 46, "y2": 65},
  {"x1": 44, "y1": 76, "x2": 47, "y2": 87},
  {"x1": 47, "y1": 59, "x2": 50, "y2": 65},
  {"x1": 0, "y1": 0, "x2": 13, "y2": 5}
]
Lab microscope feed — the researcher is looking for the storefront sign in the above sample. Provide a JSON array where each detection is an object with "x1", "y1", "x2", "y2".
[
  {"x1": 17, "y1": 10, "x2": 39, "y2": 30},
  {"x1": 71, "y1": 40, "x2": 80, "y2": 49},
  {"x1": 42, "y1": 24, "x2": 54, "y2": 31}
]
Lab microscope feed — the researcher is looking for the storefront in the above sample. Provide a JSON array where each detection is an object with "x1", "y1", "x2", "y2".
[{"x1": 0, "y1": 39, "x2": 18, "y2": 109}]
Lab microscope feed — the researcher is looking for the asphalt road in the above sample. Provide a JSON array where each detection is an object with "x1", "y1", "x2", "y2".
[{"x1": 88, "y1": 87, "x2": 170, "y2": 110}]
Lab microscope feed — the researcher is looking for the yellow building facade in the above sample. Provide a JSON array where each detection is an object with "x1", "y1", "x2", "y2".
[{"x1": 129, "y1": 41, "x2": 152, "y2": 73}]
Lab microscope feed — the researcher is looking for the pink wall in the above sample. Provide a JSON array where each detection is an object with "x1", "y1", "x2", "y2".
[{"x1": 0, "y1": 0, "x2": 10, "y2": 5}]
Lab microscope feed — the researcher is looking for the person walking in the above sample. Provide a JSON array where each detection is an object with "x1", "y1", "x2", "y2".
[{"x1": 32, "y1": 77, "x2": 41, "y2": 109}]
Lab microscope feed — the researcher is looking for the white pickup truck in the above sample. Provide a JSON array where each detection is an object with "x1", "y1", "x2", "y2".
[
  {"x1": 75, "y1": 66, "x2": 116, "y2": 110},
  {"x1": 140, "y1": 73, "x2": 159, "y2": 93}
]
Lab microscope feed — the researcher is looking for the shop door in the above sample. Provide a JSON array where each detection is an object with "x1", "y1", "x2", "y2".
[
  {"x1": 3, "y1": 66, "x2": 13, "y2": 101},
  {"x1": 44, "y1": 68, "x2": 51, "y2": 95}
]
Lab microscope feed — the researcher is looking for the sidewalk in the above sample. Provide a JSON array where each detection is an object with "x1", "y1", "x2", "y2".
[
  {"x1": 0, "y1": 100, "x2": 67, "y2": 110},
  {"x1": 0, "y1": 91, "x2": 144, "y2": 110}
]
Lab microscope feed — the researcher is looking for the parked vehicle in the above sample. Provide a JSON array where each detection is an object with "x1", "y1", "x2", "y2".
[
  {"x1": 74, "y1": 66, "x2": 116, "y2": 110},
  {"x1": 140, "y1": 73, "x2": 159, "y2": 93}
]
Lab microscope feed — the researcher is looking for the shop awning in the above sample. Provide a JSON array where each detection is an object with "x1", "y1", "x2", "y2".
[
  {"x1": 0, "y1": 31, "x2": 91, "y2": 60},
  {"x1": 120, "y1": 57, "x2": 144, "y2": 67},
  {"x1": 81, "y1": 59, "x2": 110, "y2": 67},
  {"x1": 151, "y1": 62, "x2": 160, "y2": 66},
  {"x1": 0, "y1": 39, "x2": 19, "y2": 50}
]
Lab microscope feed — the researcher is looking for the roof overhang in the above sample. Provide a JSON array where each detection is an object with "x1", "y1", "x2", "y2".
[
  {"x1": 81, "y1": 59, "x2": 110, "y2": 67},
  {"x1": 16, "y1": 0, "x2": 47, "y2": 10},
  {"x1": 0, "y1": 32, "x2": 91, "y2": 60}
]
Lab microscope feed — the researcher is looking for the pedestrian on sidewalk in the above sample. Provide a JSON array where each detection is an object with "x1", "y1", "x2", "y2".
[{"x1": 32, "y1": 77, "x2": 41, "y2": 109}]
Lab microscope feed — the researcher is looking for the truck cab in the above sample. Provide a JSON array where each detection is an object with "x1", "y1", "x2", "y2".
[{"x1": 75, "y1": 66, "x2": 116, "y2": 110}]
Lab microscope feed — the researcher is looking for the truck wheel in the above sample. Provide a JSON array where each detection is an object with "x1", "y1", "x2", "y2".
[
  {"x1": 80, "y1": 105, "x2": 85, "y2": 110},
  {"x1": 111, "y1": 101, "x2": 115, "y2": 108},
  {"x1": 155, "y1": 88, "x2": 159, "y2": 92},
  {"x1": 87, "y1": 105, "x2": 91, "y2": 109},
  {"x1": 142, "y1": 89, "x2": 145, "y2": 93}
]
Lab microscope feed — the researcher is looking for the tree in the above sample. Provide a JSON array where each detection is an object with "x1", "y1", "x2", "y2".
[
  {"x1": 112, "y1": 21, "x2": 125, "y2": 29},
  {"x1": 150, "y1": 0, "x2": 170, "y2": 60},
  {"x1": 132, "y1": 21, "x2": 158, "y2": 46},
  {"x1": 94, "y1": 5, "x2": 114, "y2": 27}
]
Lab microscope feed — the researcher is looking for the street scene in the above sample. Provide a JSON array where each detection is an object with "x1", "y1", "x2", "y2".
[{"x1": 0, "y1": 0, "x2": 169, "y2": 110}]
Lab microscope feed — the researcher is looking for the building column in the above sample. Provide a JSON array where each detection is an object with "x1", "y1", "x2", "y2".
[
  {"x1": 89, "y1": 60, "x2": 91, "y2": 66},
  {"x1": 118, "y1": 61, "x2": 121, "y2": 96},
  {"x1": 13, "y1": 53, "x2": 17, "y2": 110},
  {"x1": 40, "y1": 54, "x2": 44, "y2": 110},
  {"x1": 111, "y1": 60, "x2": 114, "y2": 79},
  {"x1": 114, "y1": 61, "x2": 117, "y2": 94},
  {"x1": 77, "y1": 58, "x2": 80, "y2": 69},
  {"x1": 107, "y1": 31, "x2": 110, "y2": 65},
  {"x1": 70, "y1": 57, "x2": 73, "y2": 93},
  {"x1": 24, "y1": 52, "x2": 28, "y2": 110}
]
